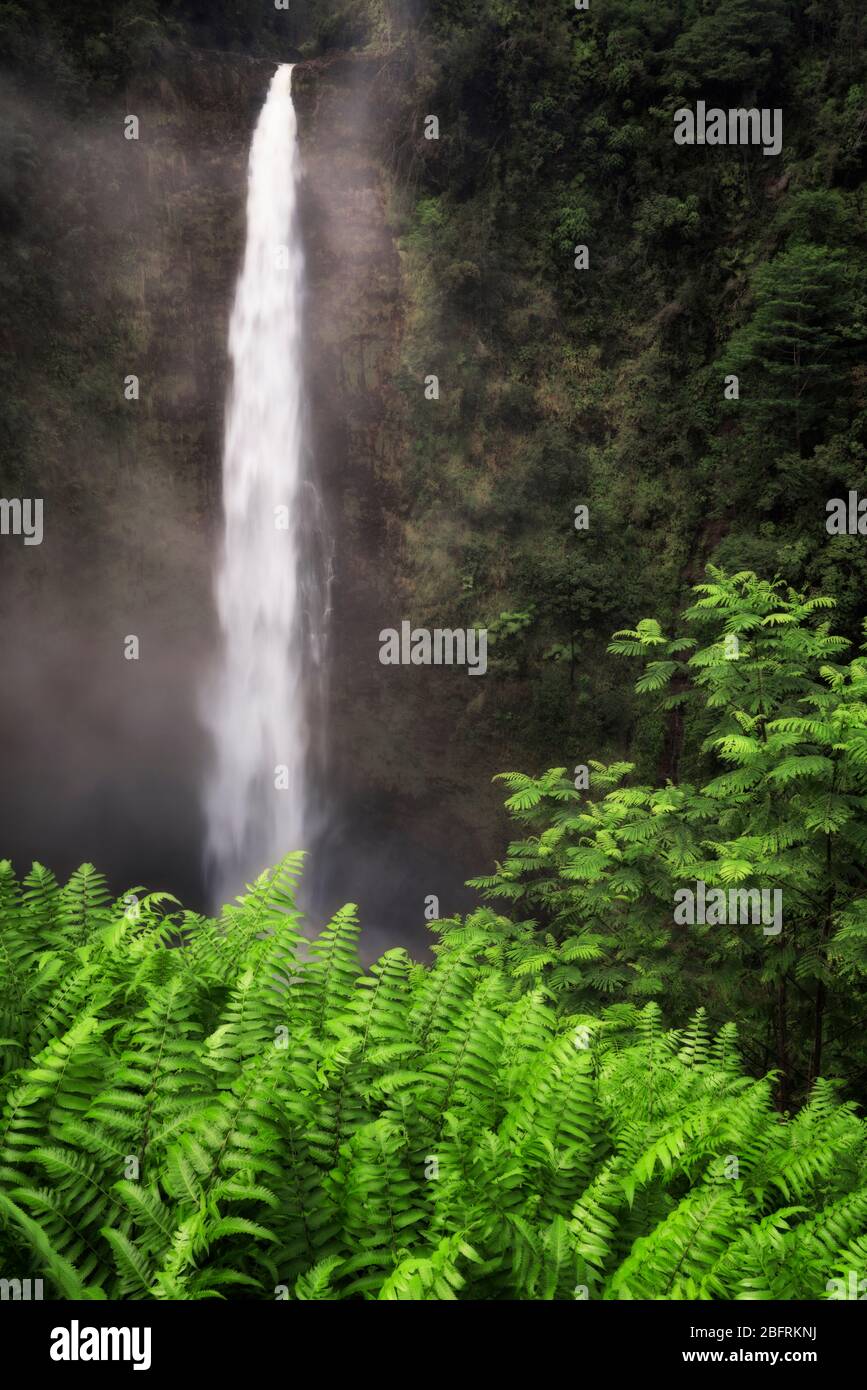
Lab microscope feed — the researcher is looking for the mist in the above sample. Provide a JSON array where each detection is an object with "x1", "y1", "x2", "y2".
[{"x1": 0, "y1": 51, "x2": 490, "y2": 956}]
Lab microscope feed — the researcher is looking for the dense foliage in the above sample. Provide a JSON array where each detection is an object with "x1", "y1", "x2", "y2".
[
  {"x1": 1, "y1": 855, "x2": 866, "y2": 1301},
  {"x1": 3, "y1": 0, "x2": 865, "y2": 785},
  {"x1": 394, "y1": 0, "x2": 867, "y2": 771},
  {"x1": 2, "y1": 571, "x2": 867, "y2": 1301},
  {"x1": 1, "y1": 1, "x2": 866, "y2": 1302},
  {"x1": 469, "y1": 568, "x2": 867, "y2": 1108}
]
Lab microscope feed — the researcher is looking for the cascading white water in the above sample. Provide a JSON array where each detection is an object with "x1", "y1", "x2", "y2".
[{"x1": 202, "y1": 64, "x2": 329, "y2": 908}]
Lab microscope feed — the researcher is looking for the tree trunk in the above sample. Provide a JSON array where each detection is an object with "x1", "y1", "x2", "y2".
[{"x1": 775, "y1": 978, "x2": 790, "y2": 1110}]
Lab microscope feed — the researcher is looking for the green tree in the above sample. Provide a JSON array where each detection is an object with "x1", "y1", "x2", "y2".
[
  {"x1": 721, "y1": 244, "x2": 862, "y2": 452},
  {"x1": 468, "y1": 570, "x2": 867, "y2": 1107}
]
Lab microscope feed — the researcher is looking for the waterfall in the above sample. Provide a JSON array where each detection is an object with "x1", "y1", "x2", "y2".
[{"x1": 201, "y1": 63, "x2": 330, "y2": 909}]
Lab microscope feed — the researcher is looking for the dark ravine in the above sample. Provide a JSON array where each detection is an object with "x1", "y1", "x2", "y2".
[
  {"x1": 0, "y1": 43, "x2": 503, "y2": 944},
  {"x1": 3, "y1": 2, "x2": 867, "y2": 1317},
  {"x1": 294, "y1": 50, "x2": 505, "y2": 952},
  {"x1": 3, "y1": 1, "x2": 863, "y2": 949},
  {"x1": 0, "y1": 45, "x2": 282, "y2": 911}
]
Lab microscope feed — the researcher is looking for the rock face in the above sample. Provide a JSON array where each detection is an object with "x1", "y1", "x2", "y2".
[
  {"x1": 0, "y1": 45, "x2": 292, "y2": 911},
  {"x1": 0, "y1": 44, "x2": 495, "y2": 945},
  {"x1": 292, "y1": 53, "x2": 498, "y2": 952}
]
